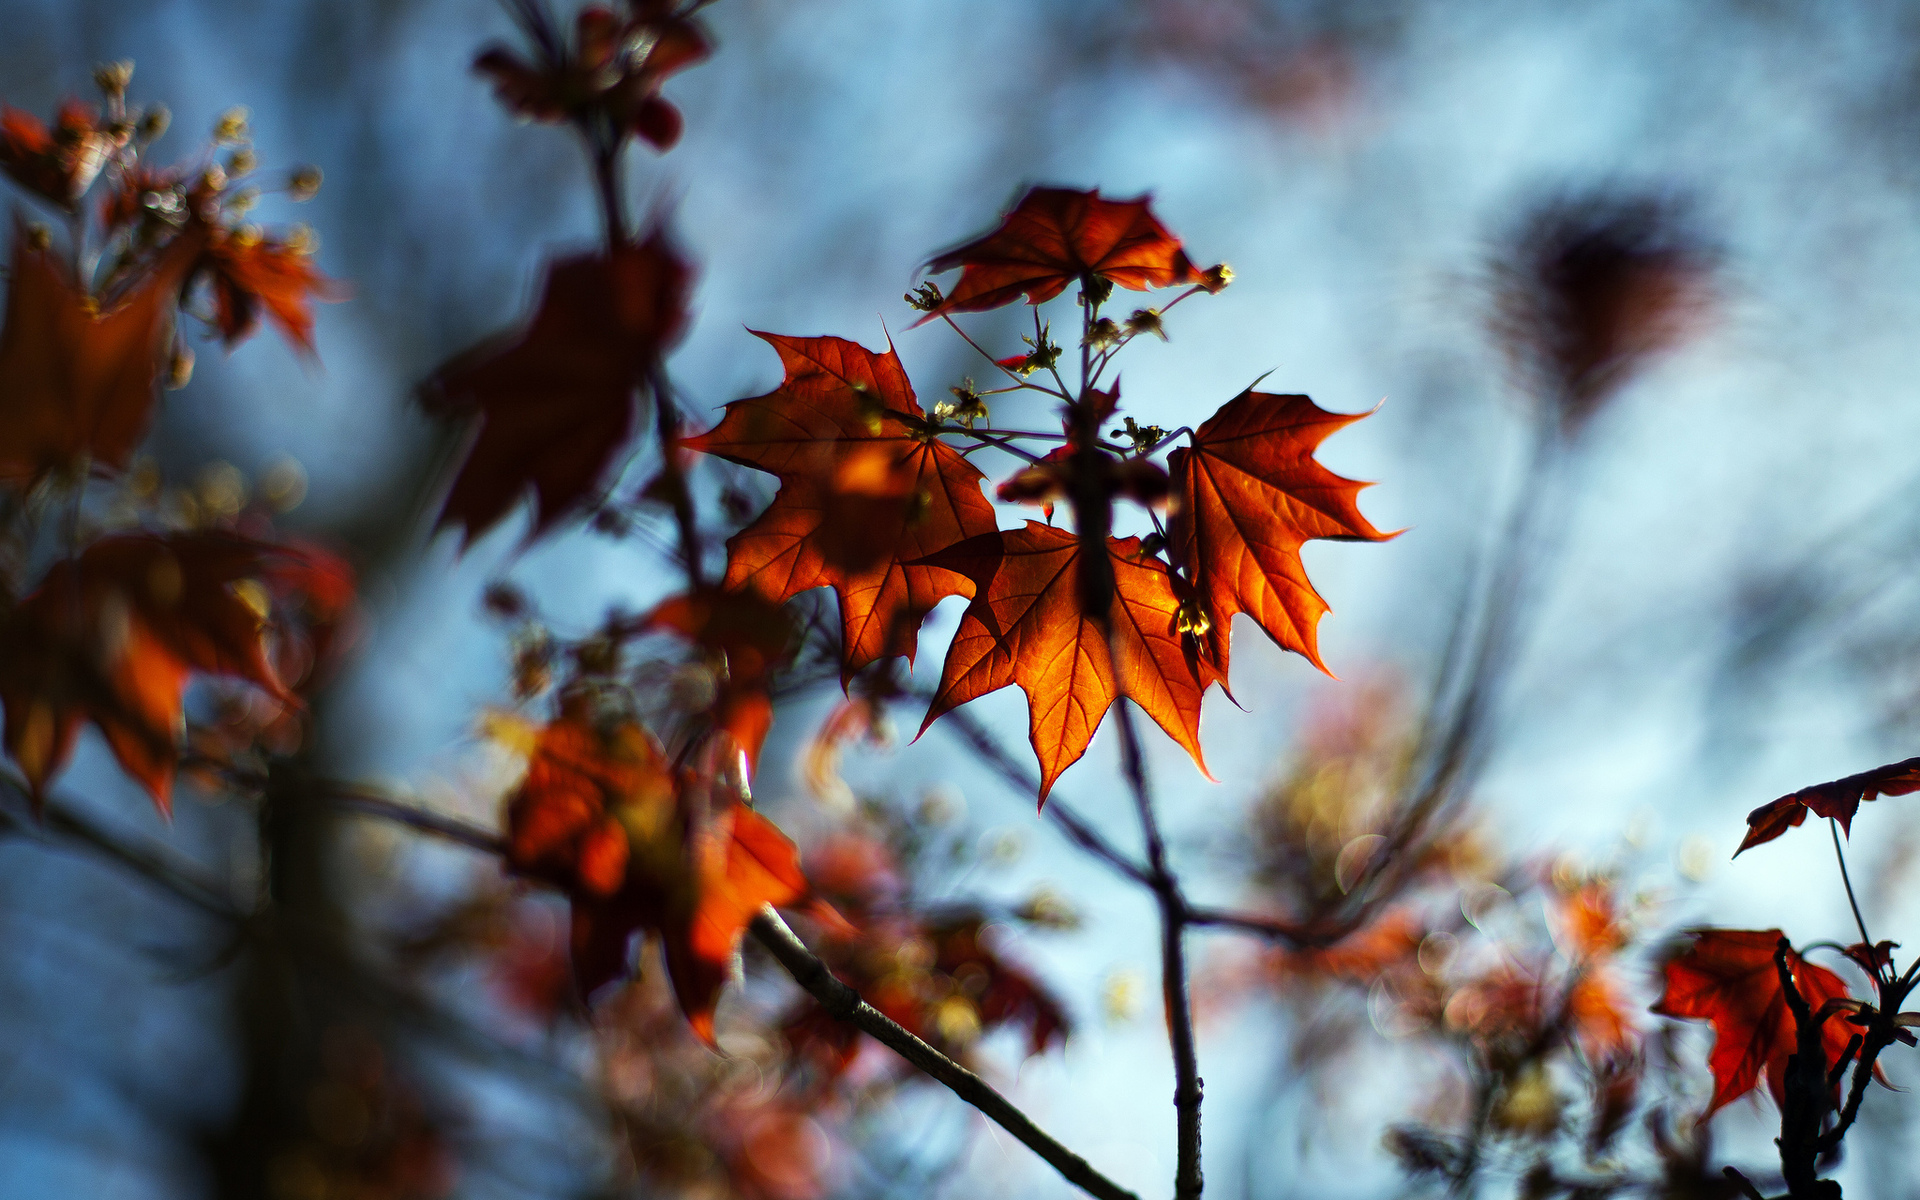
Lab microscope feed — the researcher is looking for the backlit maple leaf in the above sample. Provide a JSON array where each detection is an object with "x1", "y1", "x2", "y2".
[
  {"x1": 916, "y1": 522, "x2": 1218, "y2": 803},
  {"x1": 0, "y1": 220, "x2": 204, "y2": 487},
  {"x1": 0, "y1": 532, "x2": 351, "y2": 813},
  {"x1": 1168, "y1": 389, "x2": 1391, "y2": 676},
  {"x1": 1652, "y1": 928, "x2": 1859, "y2": 1115},
  {"x1": 421, "y1": 231, "x2": 690, "y2": 545},
  {"x1": 1737, "y1": 756, "x2": 1920, "y2": 855},
  {"x1": 685, "y1": 333, "x2": 995, "y2": 678},
  {"x1": 917, "y1": 186, "x2": 1197, "y2": 320},
  {"x1": 503, "y1": 703, "x2": 811, "y2": 1041}
]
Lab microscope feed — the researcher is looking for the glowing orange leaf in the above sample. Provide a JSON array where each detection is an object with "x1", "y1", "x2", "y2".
[
  {"x1": 916, "y1": 522, "x2": 1217, "y2": 804},
  {"x1": 1168, "y1": 389, "x2": 1391, "y2": 675},
  {"x1": 0, "y1": 532, "x2": 349, "y2": 813},
  {"x1": 685, "y1": 333, "x2": 995, "y2": 678},
  {"x1": 1652, "y1": 929, "x2": 1859, "y2": 1115},
  {"x1": 0, "y1": 220, "x2": 203, "y2": 486},
  {"x1": 504, "y1": 705, "x2": 811, "y2": 1041}
]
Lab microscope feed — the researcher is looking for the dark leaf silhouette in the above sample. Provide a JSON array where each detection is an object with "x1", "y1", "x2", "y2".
[
  {"x1": 918, "y1": 186, "x2": 1196, "y2": 320},
  {"x1": 421, "y1": 231, "x2": 690, "y2": 545}
]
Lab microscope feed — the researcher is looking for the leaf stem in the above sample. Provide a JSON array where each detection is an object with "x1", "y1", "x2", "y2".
[{"x1": 1831, "y1": 817, "x2": 1874, "y2": 954}]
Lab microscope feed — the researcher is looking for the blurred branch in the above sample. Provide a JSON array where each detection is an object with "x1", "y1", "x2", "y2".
[{"x1": 308, "y1": 782, "x2": 1140, "y2": 1200}]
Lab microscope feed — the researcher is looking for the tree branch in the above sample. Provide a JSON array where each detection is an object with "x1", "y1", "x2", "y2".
[{"x1": 749, "y1": 910, "x2": 1140, "y2": 1200}]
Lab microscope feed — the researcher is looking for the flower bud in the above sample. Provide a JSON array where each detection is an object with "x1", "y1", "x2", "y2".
[
  {"x1": 1199, "y1": 263, "x2": 1233, "y2": 294},
  {"x1": 226, "y1": 148, "x2": 256, "y2": 177},
  {"x1": 213, "y1": 106, "x2": 249, "y2": 144},
  {"x1": 135, "y1": 105, "x2": 170, "y2": 141},
  {"x1": 288, "y1": 165, "x2": 322, "y2": 201},
  {"x1": 93, "y1": 60, "x2": 134, "y2": 98},
  {"x1": 1124, "y1": 308, "x2": 1166, "y2": 341}
]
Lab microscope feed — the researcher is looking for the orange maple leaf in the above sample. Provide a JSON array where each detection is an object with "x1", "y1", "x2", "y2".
[
  {"x1": 1737, "y1": 756, "x2": 1920, "y2": 856},
  {"x1": 1168, "y1": 389, "x2": 1391, "y2": 676},
  {"x1": 199, "y1": 226, "x2": 343, "y2": 354},
  {"x1": 0, "y1": 532, "x2": 350, "y2": 813},
  {"x1": 421, "y1": 232, "x2": 690, "y2": 545},
  {"x1": 685, "y1": 333, "x2": 996, "y2": 679},
  {"x1": 503, "y1": 704, "x2": 810, "y2": 1041},
  {"x1": 918, "y1": 186, "x2": 1197, "y2": 319},
  {"x1": 1652, "y1": 928, "x2": 1860, "y2": 1115},
  {"x1": 916, "y1": 522, "x2": 1217, "y2": 804},
  {"x1": 0, "y1": 219, "x2": 204, "y2": 486}
]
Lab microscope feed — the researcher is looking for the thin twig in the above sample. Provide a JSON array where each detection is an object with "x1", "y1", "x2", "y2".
[
  {"x1": 1830, "y1": 818, "x2": 1874, "y2": 953},
  {"x1": 1113, "y1": 701, "x2": 1204, "y2": 1200},
  {"x1": 750, "y1": 910, "x2": 1140, "y2": 1200}
]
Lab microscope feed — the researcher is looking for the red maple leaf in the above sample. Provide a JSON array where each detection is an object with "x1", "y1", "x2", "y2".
[
  {"x1": 685, "y1": 333, "x2": 996, "y2": 678},
  {"x1": 917, "y1": 186, "x2": 1198, "y2": 319},
  {"x1": 915, "y1": 522, "x2": 1218, "y2": 803},
  {"x1": 1651, "y1": 929, "x2": 1860, "y2": 1115},
  {"x1": 0, "y1": 219, "x2": 205, "y2": 486},
  {"x1": 421, "y1": 232, "x2": 690, "y2": 545},
  {"x1": 1168, "y1": 389, "x2": 1391, "y2": 675},
  {"x1": 503, "y1": 703, "x2": 811, "y2": 1042},
  {"x1": 0, "y1": 532, "x2": 350, "y2": 813},
  {"x1": 1737, "y1": 756, "x2": 1920, "y2": 855}
]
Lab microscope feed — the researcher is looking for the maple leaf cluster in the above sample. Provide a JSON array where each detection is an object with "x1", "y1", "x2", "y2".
[
  {"x1": 686, "y1": 185, "x2": 1390, "y2": 801},
  {"x1": 0, "y1": 68, "x2": 354, "y2": 814}
]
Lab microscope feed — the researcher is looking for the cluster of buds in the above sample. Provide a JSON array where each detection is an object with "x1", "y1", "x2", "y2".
[{"x1": 932, "y1": 380, "x2": 988, "y2": 429}]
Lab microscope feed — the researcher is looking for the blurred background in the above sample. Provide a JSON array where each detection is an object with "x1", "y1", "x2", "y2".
[{"x1": 7, "y1": 0, "x2": 1920, "y2": 1196}]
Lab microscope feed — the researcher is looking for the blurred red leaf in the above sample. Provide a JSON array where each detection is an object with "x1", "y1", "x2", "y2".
[
  {"x1": 686, "y1": 333, "x2": 995, "y2": 679},
  {"x1": 475, "y1": 2, "x2": 709, "y2": 150},
  {"x1": 1168, "y1": 390, "x2": 1391, "y2": 676},
  {"x1": 642, "y1": 588, "x2": 796, "y2": 772},
  {"x1": 0, "y1": 531, "x2": 350, "y2": 813},
  {"x1": 915, "y1": 522, "x2": 1218, "y2": 804},
  {"x1": 1738, "y1": 756, "x2": 1920, "y2": 855},
  {"x1": 504, "y1": 701, "x2": 811, "y2": 1042},
  {"x1": 918, "y1": 186, "x2": 1196, "y2": 319},
  {"x1": 421, "y1": 232, "x2": 690, "y2": 545},
  {"x1": 1651, "y1": 929, "x2": 1858, "y2": 1115},
  {"x1": 0, "y1": 219, "x2": 204, "y2": 486}
]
